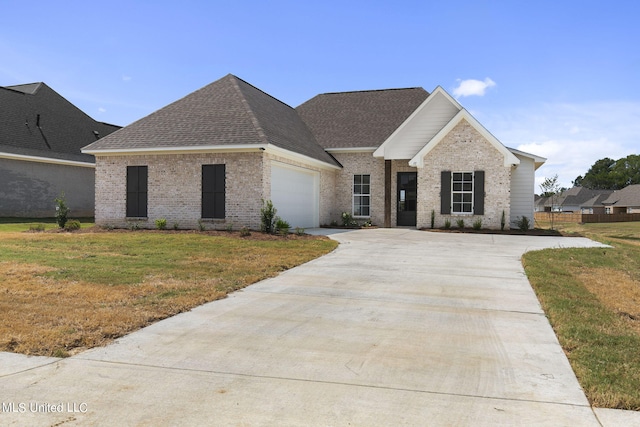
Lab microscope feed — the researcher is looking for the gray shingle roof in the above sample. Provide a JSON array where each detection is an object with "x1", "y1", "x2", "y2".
[
  {"x1": 296, "y1": 87, "x2": 429, "y2": 149},
  {"x1": 0, "y1": 83, "x2": 120, "y2": 163},
  {"x1": 603, "y1": 184, "x2": 640, "y2": 207},
  {"x1": 83, "y1": 74, "x2": 339, "y2": 166}
]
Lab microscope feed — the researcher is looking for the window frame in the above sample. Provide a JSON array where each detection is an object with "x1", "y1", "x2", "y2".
[
  {"x1": 451, "y1": 171, "x2": 474, "y2": 214},
  {"x1": 352, "y1": 174, "x2": 371, "y2": 217}
]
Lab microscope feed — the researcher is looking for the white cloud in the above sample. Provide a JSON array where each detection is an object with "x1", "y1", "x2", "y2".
[
  {"x1": 481, "y1": 101, "x2": 640, "y2": 190},
  {"x1": 453, "y1": 78, "x2": 496, "y2": 98},
  {"x1": 122, "y1": 75, "x2": 132, "y2": 82},
  {"x1": 98, "y1": 107, "x2": 107, "y2": 113}
]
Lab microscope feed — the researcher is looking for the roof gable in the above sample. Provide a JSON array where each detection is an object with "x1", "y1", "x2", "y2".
[
  {"x1": 373, "y1": 87, "x2": 461, "y2": 159},
  {"x1": 409, "y1": 108, "x2": 520, "y2": 168},
  {"x1": 603, "y1": 184, "x2": 640, "y2": 207},
  {"x1": 296, "y1": 87, "x2": 428, "y2": 150},
  {"x1": 83, "y1": 74, "x2": 338, "y2": 167}
]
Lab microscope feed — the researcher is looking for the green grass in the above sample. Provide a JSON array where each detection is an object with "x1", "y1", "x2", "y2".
[
  {"x1": 0, "y1": 217, "x2": 94, "y2": 232},
  {"x1": 523, "y1": 221, "x2": 640, "y2": 409}
]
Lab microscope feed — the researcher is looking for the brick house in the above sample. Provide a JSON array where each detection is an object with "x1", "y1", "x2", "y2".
[
  {"x1": 1, "y1": 83, "x2": 120, "y2": 217},
  {"x1": 82, "y1": 74, "x2": 545, "y2": 230}
]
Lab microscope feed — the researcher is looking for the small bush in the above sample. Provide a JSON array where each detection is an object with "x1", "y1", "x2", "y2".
[
  {"x1": 129, "y1": 222, "x2": 140, "y2": 231},
  {"x1": 430, "y1": 209, "x2": 435, "y2": 229},
  {"x1": 456, "y1": 219, "x2": 465, "y2": 229},
  {"x1": 198, "y1": 220, "x2": 206, "y2": 232},
  {"x1": 225, "y1": 222, "x2": 234, "y2": 232},
  {"x1": 260, "y1": 199, "x2": 277, "y2": 233},
  {"x1": 444, "y1": 219, "x2": 451, "y2": 230},
  {"x1": 501, "y1": 210, "x2": 506, "y2": 231},
  {"x1": 275, "y1": 217, "x2": 290, "y2": 235},
  {"x1": 54, "y1": 193, "x2": 69, "y2": 229},
  {"x1": 473, "y1": 219, "x2": 482, "y2": 230},
  {"x1": 330, "y1": 220, "x2": 339, "y2": 227},
  {"x1": 341, "y1": 212, "x2": 357, "y2": 227},
  {"x1": 173, "y1": 222, "x2": 179, "y2": 230},
  {"x1": 29, "y1": 223, "x2": 46, "y2": 232},
  {"x1": 239, "y1": 226, "x2": 251, "y2": 237},
  {"x1": 516, "y1": 216, "x2": 531, "y2": 231},
  {"x1": 64, "y1": 219, "x2": 81, "y2": 231},
  {"x1": 295, "y1": 227, "x2": 305, "y2": 236},
  {"x1": 155, "y1": 218, "x2": 167, "y2": 230}
]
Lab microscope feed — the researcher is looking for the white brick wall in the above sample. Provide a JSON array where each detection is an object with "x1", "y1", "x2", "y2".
[{"x1": 417, "y1": 119, "x2": 511, "y2": 230}]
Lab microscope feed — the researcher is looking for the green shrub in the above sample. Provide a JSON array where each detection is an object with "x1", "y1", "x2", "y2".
[
  {"x1": 473, "y1": 219, "x2": 482, "y2": 230},
  {"x1": 330, "y1": 220, "x2": 339, "y2": 227},
  {"x1": 501, "y1": 210, "x2": 506, "y2": 231},
  {"x1": 155, "y1": 218, "x2": 167, "y2": 230},
  {"x1": 54, "y1": 193, "x2": 69, "y2": 229},
  {"x1": 341, "y1": 212, "x2": 357, "y2": 227},
  {"x1": 456, "y1": 219, "x2": 465, "y2": 229},
  {"x1": 444, "y1": 219, "x2": 451, "y2": 230},
  {"x1": 225, "y1": 222, "x2": 234, "y2": 232},
  {"x1": 295, "y1": 227, "x2": 305, "y2": 235},
  {"x1": 516, "y1": 216, "x2": 531, "y2": 231},
  {"x1": 260, "y1": 199, "x2": 277, "y2": 233},
  {"x1": 173, "y1": 222, "x2": 179, "y2": 230},
  {"x1": 64, "y1": 219, "x2": 81, "y2": 231},
  {"x1": 430, "y1": 209, "x2": 435, "y2": 229},
  {"x1": 198, "y1": 220, "x2": 206, "y2": 232},
  {"x1": 239, "y1": 226, "x2": 251, "y2": 237},
  {"x1": 275, "y1": 217, "x2": 290, "y2": 235}
]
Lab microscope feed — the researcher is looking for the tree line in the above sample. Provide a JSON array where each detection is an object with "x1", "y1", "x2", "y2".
[{"x1": 573, "y1": 154, "x2": 640, "y2": 190}]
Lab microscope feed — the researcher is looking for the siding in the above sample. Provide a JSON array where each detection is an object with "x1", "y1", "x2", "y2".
[
  {"x1": 509, "y1": 154, "x2": 535, "y2": 228},
  {"x1": 383, "y1": 92, "x2": 460, "y2": 160}
]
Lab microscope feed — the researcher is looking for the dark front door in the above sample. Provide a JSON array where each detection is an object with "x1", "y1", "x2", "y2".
[{"x1": 397, "y1": 172, "x2": 417, "y2": 226}]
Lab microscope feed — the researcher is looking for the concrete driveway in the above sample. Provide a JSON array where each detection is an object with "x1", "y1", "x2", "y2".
[{"x1": 0, "y1": 228, "x2": 634, "y2": 425}]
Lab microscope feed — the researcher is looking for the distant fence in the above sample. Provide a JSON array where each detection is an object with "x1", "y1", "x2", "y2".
[{"x1": 534, "y1": 212, "x2": 640, "y2": 224}]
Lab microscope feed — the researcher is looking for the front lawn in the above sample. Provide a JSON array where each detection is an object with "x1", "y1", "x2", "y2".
[
  {"x1": 0, "y1": 227, "x2": 337, "y2": 357},
  {"x1": 523, "y1": 221, "x2": 640, "y2": 410}
]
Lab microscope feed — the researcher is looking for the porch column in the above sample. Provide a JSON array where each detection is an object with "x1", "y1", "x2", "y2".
[{"x1": 384, "y1": 160, "x2": 391, "y2": 227}]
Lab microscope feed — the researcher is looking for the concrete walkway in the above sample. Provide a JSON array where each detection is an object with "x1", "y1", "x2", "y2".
[{"x1": 0, "y1": 228, "x2": 636, "y2": 425}]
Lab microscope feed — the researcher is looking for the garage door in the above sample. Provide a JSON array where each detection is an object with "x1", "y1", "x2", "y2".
[{"x1": 271, "y1": 162, "x2": 319, "y2": 228}]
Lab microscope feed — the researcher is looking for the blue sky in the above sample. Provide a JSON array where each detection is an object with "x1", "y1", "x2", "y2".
[{"x1": 2, "y1": 0, "x2": 638, "y2": 189}]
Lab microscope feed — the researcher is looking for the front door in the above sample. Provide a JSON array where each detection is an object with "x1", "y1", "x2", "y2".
[{"x1": 397, "y1": 172, "x2": 417, "y2": 226}]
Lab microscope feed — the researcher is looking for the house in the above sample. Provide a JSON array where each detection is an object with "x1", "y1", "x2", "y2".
[
  {"x1": 0, "y1": 83, "x2": 120, "y2": 217},
  {"x1": 82, "y1": 74, "x2": 545, "y2": 230},
  {"x1": 602, "y1": 184, "x2": 640, "y2": 214},
  {"x1": 540, "y1": 187, "x2": 614, "y2": 213}
]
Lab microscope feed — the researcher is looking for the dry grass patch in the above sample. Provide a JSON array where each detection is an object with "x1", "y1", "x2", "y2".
[{"x1": 0, "y1": 230, "x2": 337, "y2": 357}]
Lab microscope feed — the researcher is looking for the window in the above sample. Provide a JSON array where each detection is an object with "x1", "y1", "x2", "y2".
[
  {"x1": 202, "y1": 164, "x2": 225, "y2": 219},
  {"x1": 441, "y1": 171, "x2": 484, "y2": 215},
  {"x1": 353, "y1": 174, "x2": 370, "y2": 217},
  {"x1": 126, "y1": 166, "x2": 148, "y2": 217},
  {"x1": 452, "y1": 172, "x2": 474, "y2": 213}
]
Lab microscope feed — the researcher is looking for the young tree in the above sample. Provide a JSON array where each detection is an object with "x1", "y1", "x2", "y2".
[{"x1": 539, "y1": 175, "x2": 561, "y2": 230}]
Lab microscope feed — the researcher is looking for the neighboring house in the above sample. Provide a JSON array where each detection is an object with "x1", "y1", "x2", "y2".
[
  {"x1": 602, "y1": 184, "x2": 640, "y2": 214},
  {"x1": 541, "y1": 187, "x2": 614, "y2": 213},
  {"x1": 0, "y1": 83, "x2": 120, "y2": 217},
  {"x1": 82, "y1": 74, "x2": 545, "y2": 230}
]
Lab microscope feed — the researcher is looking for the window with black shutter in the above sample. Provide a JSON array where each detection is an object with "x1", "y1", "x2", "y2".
[
  {"x1": 202, "y1": 164, "x2": 225, "y2": 219},
  {"x1": 441, "y1": 170, "x2": 485, "y2": 215},
  {"x1": 126, "y1": 166, "x2": 148, "y2": 218}
]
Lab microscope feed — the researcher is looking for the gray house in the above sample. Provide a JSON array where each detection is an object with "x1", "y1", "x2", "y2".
[
  {"x1": 83, "y1": 74, "x2": 545, "y2": 230},
  {"x1": 0, "y1": 83, "x2": 120, "y2": 217}
]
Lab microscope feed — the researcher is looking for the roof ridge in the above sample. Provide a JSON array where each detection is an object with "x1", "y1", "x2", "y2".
[
  {"x1": 227, "y1": 75, "x2": 270, "y2": 145},
  {"x1": 318, "y1": 87, "x2": 425, "y2": 96}
]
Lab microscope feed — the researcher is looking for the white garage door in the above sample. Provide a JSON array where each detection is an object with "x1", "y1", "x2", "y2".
[{"x1": 271, "y1": 162, "x2": 319, "y2": 228}]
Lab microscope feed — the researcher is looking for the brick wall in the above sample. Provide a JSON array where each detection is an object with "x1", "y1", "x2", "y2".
[
  {"x1": 95, "y1": 152, "x2": 264, "y2": 230},
  {"x1": 94, "y1": 151, "x2": 338, "y2": 230},
  {"x1": 417, "y1": 119, "x2": 511, "y2": 230},
  {"x1": 331, "y1": 152, "x2": 385, "y2": 226}
]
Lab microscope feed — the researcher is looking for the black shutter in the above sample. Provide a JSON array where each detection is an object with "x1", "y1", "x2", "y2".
[
  {"x1": 127, "y1": 166, "x2": 147, "y2": 217},
  {"x1": 202, "y1": 164, "x2": 225, "y2": 219},
  {"x1": 474, "y1": 170, "x2": 485, "y2": 215},
  {"x1": 441, "y1": 171, "x2": 451, "y2": 214}
]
